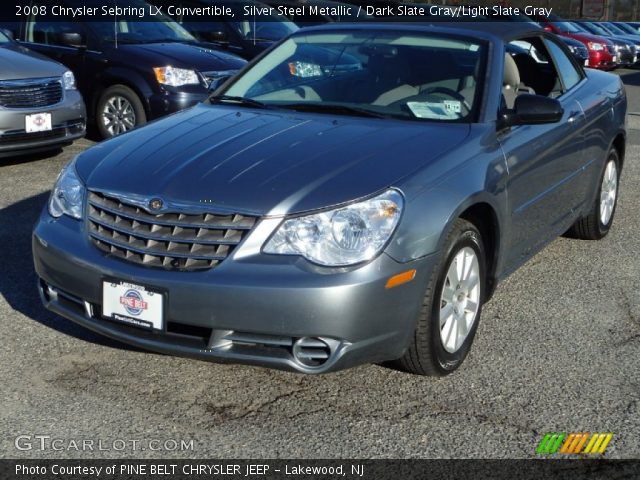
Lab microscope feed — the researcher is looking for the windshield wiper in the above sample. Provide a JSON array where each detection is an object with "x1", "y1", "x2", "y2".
[
  {"x1": 209, "y1": 95, "x2": 270, "y2": 109},
  {"x1": 283, "y1": 103, "x2": 389, "y2": 119}
]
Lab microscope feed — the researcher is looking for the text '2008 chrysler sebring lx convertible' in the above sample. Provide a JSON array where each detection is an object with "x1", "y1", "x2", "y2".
[{"x1": 33, "y1": 23, "x2": 626, "y2": 375}]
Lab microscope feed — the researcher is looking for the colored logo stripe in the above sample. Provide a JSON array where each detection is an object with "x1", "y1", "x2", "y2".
[
  {"x1": 538, "y1": 433, "x2": 613, "y2": 455},
  {"x1": 537, "y1": 433, "x2": 565, "y2": 454},
  {"x1": 583, "y1": 433, "x2": 613, "y2": 454}
]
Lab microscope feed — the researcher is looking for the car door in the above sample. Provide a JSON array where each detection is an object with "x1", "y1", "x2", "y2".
[{"x1": 499, "y1": 36, "x2": 587, "y2": 268}]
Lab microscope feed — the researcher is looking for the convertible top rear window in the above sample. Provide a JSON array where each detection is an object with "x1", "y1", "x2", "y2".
[{"x1": 223, "y1": 31, "x2": 487, "y2": 123}]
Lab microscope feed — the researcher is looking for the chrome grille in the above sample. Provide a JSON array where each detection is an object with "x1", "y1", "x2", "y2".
[
  {"x1": 87, "y1": 191, "x2": 257, "y2": 271},
  {"x1": 0, "y1": 77, "x2": 63, "y2": 108}
]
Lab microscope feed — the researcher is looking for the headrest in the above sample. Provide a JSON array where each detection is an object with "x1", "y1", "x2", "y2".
[{"x1": 503, "y1": 53, "x2": 520, "y2": 89}]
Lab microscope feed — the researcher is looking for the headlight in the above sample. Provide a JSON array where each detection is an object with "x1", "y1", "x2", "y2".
[
  {"x1": 49, "y1": 161, "x2": 85, "y2": 220},
  {"x1": 588, "y1": 42, "x2": 605, "y2": 51},
  {"x1": 153, "y1": 66, "x2": 200, "y2": 87},
  {"x1": 62, "y1": 70, "x2": 76, "y2": 90},
  {"x1": 263, "y1": 189, "x2": 403, "y2": 266}
]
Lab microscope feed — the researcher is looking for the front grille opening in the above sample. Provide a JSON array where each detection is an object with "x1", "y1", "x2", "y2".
[
  {"x1": 0, "y1": 78, "x2": 63, "y2": 108},
  {"x1": 166, "y1": 322, "x2": 213, "y2": 341},
  {"x1": 87, "y1": 191, "x2": 257, "y2": 271}
]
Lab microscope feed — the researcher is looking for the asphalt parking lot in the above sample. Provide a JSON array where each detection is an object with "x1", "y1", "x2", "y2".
[{"x1": 1, "y1": 69, "x2": 639, "y2": 460}]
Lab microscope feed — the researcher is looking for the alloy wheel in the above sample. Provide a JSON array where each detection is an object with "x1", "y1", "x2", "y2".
[
  {"x1": 101, "y1": 95, "x2": 136, "y2": 137},
  {"x1": 439, "y1": 246, "x2": 481, "y2": 354},
  {"x1": 600, "y1": 159, "x2": 618, "y2": 226}
]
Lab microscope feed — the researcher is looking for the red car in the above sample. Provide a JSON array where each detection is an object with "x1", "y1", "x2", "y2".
[{"x1": 538, "y1": 19, "x2": 618, "y2": 70}]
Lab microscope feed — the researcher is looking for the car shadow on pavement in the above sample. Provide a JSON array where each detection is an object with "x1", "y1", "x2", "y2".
[
  {"x1": 0, "y1": 192, "x2": 138, "y2": 352},
  {"x1": 620, "y1": 69, "x2": 640, "y2": 87}
]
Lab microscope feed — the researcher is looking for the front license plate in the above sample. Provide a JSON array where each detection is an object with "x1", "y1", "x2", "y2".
[
  {"x1": 102, "y1": 280, "x2": 164, "y2": 330},
  {"x1": 612, "y1": 56, "x2": 617, "y2": 62},
  {"x1": 25, "y1": 112, "x2": 52, "y2": 133}
]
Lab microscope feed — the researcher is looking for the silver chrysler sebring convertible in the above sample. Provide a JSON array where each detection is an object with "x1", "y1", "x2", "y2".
[{"x1": 33, "y1": 23, "x2": 626, "y2": 375}]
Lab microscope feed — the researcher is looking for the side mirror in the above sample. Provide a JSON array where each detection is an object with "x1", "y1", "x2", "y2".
[
  {"x1": 58, "y1": 32, "x2": 86, "y2": 49},
  {"x1": 208, "y1": 30, "x2": 229, "y2": 43},
  {"x1": 1, "y1": 28, "x2": 14, "y2": 40},
  {"x1": 501, "y1": 94, "x2": 564, "y2": 127}
]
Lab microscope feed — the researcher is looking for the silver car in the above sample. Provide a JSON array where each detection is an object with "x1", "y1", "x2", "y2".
[{"x1": 0, "y1": 30, "x2": 85, "y2": 158}]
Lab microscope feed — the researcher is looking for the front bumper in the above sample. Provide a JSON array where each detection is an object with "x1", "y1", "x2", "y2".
[
  {"x1": 588, "y1": 51, "x2": 618, "y2": 70},
  {"x1": 0, "y1": 90, "x2": 86, "y2": 157},
  {"x1": 33, "y1": 210, "x2": 435, "y2": 374},
  {"x1": 147, "y1": 88, "x2": 209, "y2": 120}
]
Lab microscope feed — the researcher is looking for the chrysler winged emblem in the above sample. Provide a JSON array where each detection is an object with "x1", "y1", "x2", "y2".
[{"x1": 148, "y1": 198, "x2": 163, "y2": 211}]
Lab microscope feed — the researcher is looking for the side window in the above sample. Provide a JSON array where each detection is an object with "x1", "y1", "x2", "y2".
[
  {"x1": 507, "y1": 38, "x2": 559, "y2": 98},
  {"x1": 27, "y1": 15, "x2": 84, "y2": 47},
  {"x1": 543, "y1": 39, "x2": 583, "y2": 92}
]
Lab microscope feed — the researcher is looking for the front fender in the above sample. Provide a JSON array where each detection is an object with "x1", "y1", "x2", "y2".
[{"x1": 386, "y1": 127, "x2": 508, "y2": 264}]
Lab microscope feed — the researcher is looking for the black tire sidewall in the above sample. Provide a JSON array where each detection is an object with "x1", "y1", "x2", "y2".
[
  {"x1": 430, "y1": 225, "x2": 486, "y2": 373},
  {"x1": 96, "y1": 85, "x2": 146, "y2": 139},
  {"x1": 596, "y1": 149, "x2": 620, "y2": 236}
]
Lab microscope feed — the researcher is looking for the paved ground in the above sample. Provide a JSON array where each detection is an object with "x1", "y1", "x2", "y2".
[{"x1": 1, "y1": 69, "x2": 639, "y2": 460}]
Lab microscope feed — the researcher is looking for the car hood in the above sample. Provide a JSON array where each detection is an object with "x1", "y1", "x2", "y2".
[
  {"x1": 565, "y1": 32, "x2": 613, "y2": 46},
  {"x1": 0, "y1": 43, "x2": 66, "y2": 80},
  {"x1": 111, "y1": 42, "x2": 246, "y2": 72},
  {"x1": 76, "y1": 104, "x2": 470, "y2": 216}
]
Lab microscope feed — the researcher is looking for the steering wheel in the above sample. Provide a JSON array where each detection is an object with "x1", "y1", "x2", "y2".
[{"x1": 419, "y1": 87, "x2": 472, "y2": 112}]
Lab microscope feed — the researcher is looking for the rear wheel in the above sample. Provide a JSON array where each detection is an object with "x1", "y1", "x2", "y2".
[
  {"x1": 398, "y1": 219, "x2": 486, "y2": 376},
  {"x1": 96, "y1": 85, "x2": 146, "y2": 139},
  {"x1": 569, "y1": 148, "x2": 620, "y2": 240}
]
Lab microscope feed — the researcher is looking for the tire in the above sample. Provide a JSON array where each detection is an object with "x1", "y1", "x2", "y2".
[
  {"x1": 96, "y1": 85, "x2": 146, "y2": 139},
  {"x1": 397, "y1": 219, "x2": 486, "y2": 376},
  {"x1": 569, "y1": 148, "x2": 620, "y2": 240}
]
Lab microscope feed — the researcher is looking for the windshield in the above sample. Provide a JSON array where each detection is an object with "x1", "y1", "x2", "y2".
[
  {"x1": 90, "y1": 19, "x2": 195, "y2": 44},
  {"x1": 614, "y1": 23, "x2": 637, "y2": 34},
  {"x1": 603, "y1": 23, "x2": 626, "y2": 35},
  {"x1": 221, "y1": 31, "x2": 486, "y2": 123},
  {"x1": 580, "y1": 22, "x2": 610, "y2": 35},
  {"x1": 225, "y1": 2, "x2": 298, "y2": 41},
  {"x1": 0, "y1": 31, "x2": 10, "y2": 43},
  {"x1": 553, "y1": 22, "x2": 584, "y2": 34},
  {"x1": 229, "y1": 19, "x2": 298, "y2": 42},
  {"x1": 67, "y1": 0, "x2": 195, "y2": 44}
]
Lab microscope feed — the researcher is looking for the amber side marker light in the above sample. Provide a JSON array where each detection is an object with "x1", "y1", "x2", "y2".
[{"x1": 385, "y1": 269, "x2": 417, "y2": 289}]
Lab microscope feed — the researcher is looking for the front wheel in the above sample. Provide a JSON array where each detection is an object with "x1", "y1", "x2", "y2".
[
  {"x1": 397, "y1": 219, "x2": 486, "y2": 376},
  {"x1": 569, "y1": 148, "x2": 620, "y2": 240},
  {"x1": 96, "y1": 85, "x2": 147, "y2": 139}
]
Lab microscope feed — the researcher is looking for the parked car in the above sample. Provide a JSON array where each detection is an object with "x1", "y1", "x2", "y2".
[
  {"x1": 34, "y1": 23, "x2": 626, "y2": 375},
  {"x1": 0, "y1": 29, "x2": 85, "y2": 157},
  {"x1": 613, "y1": 21, "x2": 640, "y2": 37},
  {"x1": 601, "y1": 21, "x2": 640, "y2": 43},
  {"x1": 574, "y1": 21, "x2": 638, "y2": 67},
  {"x1": 150, "y1": 0, "x2": 298, "y2": 60},
  {"x1": 558, "y1": 36, "x2": 591, "y2": 66},
  {"x1": 534, "y1": 17, "x2": 619, "y2": 70},
  {"x1": 2, "y1": 0, "x2": 247, "y2": 139},
  {"x1": 510, "y1": 36, "x2": 589, "y2": 67}
]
